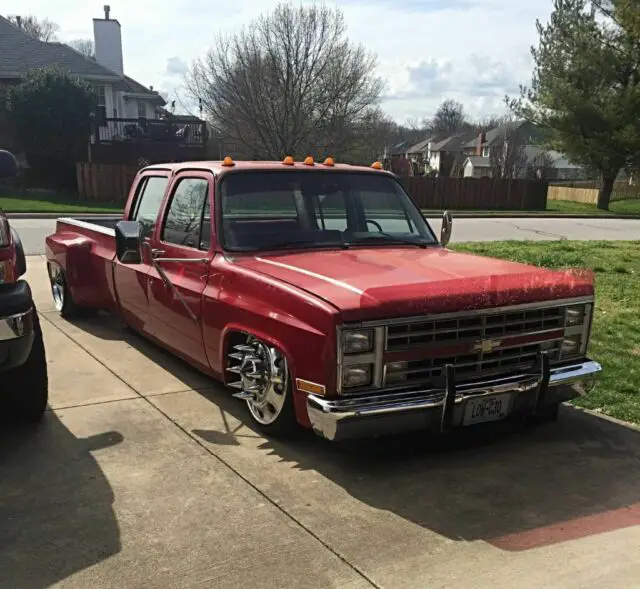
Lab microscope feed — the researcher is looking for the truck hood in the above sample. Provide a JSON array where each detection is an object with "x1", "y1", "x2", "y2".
[{"x1": 233, "y1": 247, "x2": 594, "y2": 321}]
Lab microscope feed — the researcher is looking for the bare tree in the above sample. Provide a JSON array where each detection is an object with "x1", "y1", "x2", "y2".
[
  {"x1": 341, "y1": 107, "x2": 398, "y2": 164},
  {"x1": 489, "y1": 120, "x2": 529, "y2": 179},
  {"x1": 68, "y1": 39, "x2": 95, "y2": 59},
  {"x1": 474, "y1": 114, "x2": 509, "y2": 133},
  {"x1": 528, "y1": 151, "x2": 556, "y2": 179},
  {"x1": 7, "y1": 15, "x2": 59, "y2": 41},
  {"x1": 184, "y1": 2, "x2": 384, "y2": 159},
  {"x1": 426, "y1": 99, "x2": 471, "y2": 138}
]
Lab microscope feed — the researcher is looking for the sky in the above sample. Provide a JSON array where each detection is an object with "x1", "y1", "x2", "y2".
[{"x1": 9, "y1": 0, "x2": 555, "y2": 125}]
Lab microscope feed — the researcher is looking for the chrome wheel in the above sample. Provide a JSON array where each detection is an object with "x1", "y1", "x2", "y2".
[
  {"x1": 226, "y1": 335, "x2": 288, "y2": 426},
  {"x1": 48, "y1": 263, "x2": 65, "y2": 312}
]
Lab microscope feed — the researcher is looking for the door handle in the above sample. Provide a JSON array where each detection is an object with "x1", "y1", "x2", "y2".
[{"x1": 151, "y1": 248, "x2": 165, "y2": 259}]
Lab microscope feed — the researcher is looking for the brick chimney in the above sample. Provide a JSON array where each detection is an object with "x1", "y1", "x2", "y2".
[
  {"x1": 93, "y1": 5, "x2": 124, "y2": 75},
  {"x1": 475, "y1": 132, "x2": 485, "y2": 156}
]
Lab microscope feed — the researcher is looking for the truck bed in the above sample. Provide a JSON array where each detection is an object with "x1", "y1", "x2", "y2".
[{"x1": 58, "y1": 215, "x2": 121, "y2": 233}]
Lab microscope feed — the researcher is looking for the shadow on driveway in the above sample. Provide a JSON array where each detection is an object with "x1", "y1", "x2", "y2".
[
  {"x1": 68, "y1": 314, "x2": 640, "y2": 554},
  {"x1": 0, "y1": 411, "x2": 123, "y2": 588}
]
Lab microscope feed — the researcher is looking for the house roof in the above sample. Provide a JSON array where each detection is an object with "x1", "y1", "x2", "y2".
[
  {"x1": 405, "y1": 136, "x2": 439, "y2": 155},
  {"x1": 522, "y1": 146, "x2": 582, "y2": 169},
  {"x1": 464, "y1": 155, "x2": 492, "y2": 168},
  {"x1": 462, "y1": 121, "x2": 547, "y2": 149},
  {"x1": 0, "y1": 15, "x2": 164, "y2": 105},
  {"x1": 431, "y1": 130, "x2": 478, "y2": 153}
]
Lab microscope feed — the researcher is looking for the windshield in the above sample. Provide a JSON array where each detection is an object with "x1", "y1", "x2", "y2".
[{"x1": 219, "y1": 171, "x2": 437, "y2": 252}]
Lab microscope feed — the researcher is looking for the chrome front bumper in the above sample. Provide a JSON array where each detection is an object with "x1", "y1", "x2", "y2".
[
  {"x1": 306, "y1": 358, "x2": 602, "y2": 441},
  {"x1": 0, "y1": 306, "x2": 36, "y2": 371},
  {"x1": 0, "y1": 307, "x2": 34, "y2": 342}
]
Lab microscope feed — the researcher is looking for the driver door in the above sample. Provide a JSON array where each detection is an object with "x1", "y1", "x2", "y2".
[
  {"x1": 147, "y1": 172, "x2": 214, "y2": 370},
  {"x1": 113, "y1": 173, "x2": 170, "y2": 334}
]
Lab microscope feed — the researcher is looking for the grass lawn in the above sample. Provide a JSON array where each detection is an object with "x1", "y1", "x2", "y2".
[
  {"x1": 546, "y1": 198, "x2": 640, "y2": 215},
  {"x1": 0, "y1": 191, "x2": 122, "y2": 213},
  {"x1": 453, "y1": 240, "x2": 640, "y2": 425},
  {"x1": 422, "y1": 198, "x2": 640, "y2": 216}
]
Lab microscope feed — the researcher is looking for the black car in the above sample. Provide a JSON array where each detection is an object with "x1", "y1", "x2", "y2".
[{"x1": 0, "y1": 149, "x2": 48, "y2": 421}]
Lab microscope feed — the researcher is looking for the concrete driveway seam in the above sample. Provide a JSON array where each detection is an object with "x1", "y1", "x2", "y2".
[
  {"x1": 44, "y1": 395, "x2": 141, "y2": 412},
  {"x1": 40, "y1": 312, "x2": 381, "y2": 589}
]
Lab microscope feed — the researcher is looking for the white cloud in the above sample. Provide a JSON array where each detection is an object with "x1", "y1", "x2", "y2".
[
  {"x1": 165, "y1": 56, "x2": 188, "y2": 77},
  {"x1": 13, "y1": 0, "x2": 553, "y2": 123}
]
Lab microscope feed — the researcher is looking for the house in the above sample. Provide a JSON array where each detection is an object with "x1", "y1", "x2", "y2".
[
  {"x1": 462, "y1": 121, "x2": 545, "y2": 159},
  {"x1": 462, "y1": 141, "x2": 588, "y2": 180},
  {"x1": 463, "y1": 155, "x2": 494, "y2": 178},
  {"x1": 428, "y1": 130, "x2": 478, "y2": 176},
  {"x1": 403, "y1": 137, "x2": 437, "y2": 175},
  {"x1": 0, "y1": 7, "x2": 206, "y2": 165}
]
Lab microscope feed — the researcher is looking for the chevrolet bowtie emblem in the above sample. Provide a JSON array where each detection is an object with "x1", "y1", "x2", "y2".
[{"x1": 473, "y1": 339, "x2": 502, "y2": 353}]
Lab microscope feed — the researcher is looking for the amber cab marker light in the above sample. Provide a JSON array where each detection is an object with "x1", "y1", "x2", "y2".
[
  {"x1": 323, "y1": 157, "x2": 335, "y2": 166},
  {"x1": 371, "y1": 161, "x2": 383, "y2": 170},
  {"x1": 304, "y1": 156, "x2": 314, "y2": 166},
  {"x1": 282, "y1": 155, "x2": 295, "y2": 165},
  {"x1": 221, "y1": 156, "x2": 235, "y2": 167}
]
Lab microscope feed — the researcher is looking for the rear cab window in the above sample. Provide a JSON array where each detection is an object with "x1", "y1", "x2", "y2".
[{"x1": 129, "y1": 175, "x2": 170, "y2": 239}]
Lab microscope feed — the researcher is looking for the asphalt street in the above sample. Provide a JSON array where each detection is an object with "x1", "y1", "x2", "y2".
[{"x1": 10, "y1": 216, "x2": 640, "y2": 255}]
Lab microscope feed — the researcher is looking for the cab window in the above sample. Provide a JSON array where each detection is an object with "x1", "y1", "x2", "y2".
[
  {"x1": 131, "y1": 176, "x2": 169, "y2": 239},
  {"x1": 161, "y1": 177, "x2": 210, "y2": 249}
]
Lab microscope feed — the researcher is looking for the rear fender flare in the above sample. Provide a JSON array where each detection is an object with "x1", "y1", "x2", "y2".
[{"x1": 45, "y1": 233, "x2": 94, "y2": 292}]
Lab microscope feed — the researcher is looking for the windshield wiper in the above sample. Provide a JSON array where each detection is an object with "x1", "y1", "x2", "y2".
[{"x1": 348, "y1": 232, "x2": 431, "y2": 249}]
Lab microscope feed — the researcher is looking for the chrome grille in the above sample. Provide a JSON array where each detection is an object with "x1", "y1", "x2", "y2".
[
  {"x1": 386, "y1": 307, "x2": 565, "y2": 350},
  {"x1": 384, "y1": 306, "x2": 566, "y2": 388}
]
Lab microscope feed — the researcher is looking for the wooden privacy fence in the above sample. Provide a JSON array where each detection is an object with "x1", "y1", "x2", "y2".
[
  {"x1": 548, "y1": 185, "x2": 599, "y2": 205},
  {"x1": 76, "y1": 162, "x2": 549, "y2": 210},
  {"x1": 400, "y1": 177, "x2": 548, "y2": 210},
  {"x1": 548, "y1": 182, "x2": 640, "y2": 203},
  {"x1": 76, "y1": 162, "x2": 138, "y2": 202}
]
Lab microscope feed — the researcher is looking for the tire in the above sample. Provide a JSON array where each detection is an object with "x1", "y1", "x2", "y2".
[
  {"x1": 48, "y1": 262, "x2": 97, "y2": 319},
  {"x1": 528, "y1": 402, "x2": 561, "y2": 425},
  {"x1": 5, "y1": 309, "x2": 49, "y2": 422},
  {"x1": 226, "y1": 334, "x2": 298, "y2": 438}
]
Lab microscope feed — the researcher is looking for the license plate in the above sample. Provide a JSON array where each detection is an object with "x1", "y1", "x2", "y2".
[{"x1": 463, "y1": 393, "x2": 512, "y2": 426}]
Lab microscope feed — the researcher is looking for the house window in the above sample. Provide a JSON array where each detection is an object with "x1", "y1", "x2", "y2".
[
  {"x1": 137, "y1": 100, "x2": 146, "y2": 119},
  {"x1": 482, "y1": 146, "x2": 489, "y2": 158},
  {"x1": 95, "y1": 85, "x2": 106, "y2": 106}
]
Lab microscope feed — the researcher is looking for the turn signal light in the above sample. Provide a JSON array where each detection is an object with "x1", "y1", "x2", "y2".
[
  {"x1": 221, "y1": 156, "x2": 234, "y2": 167},
  {"x1": 282, "y1": 156, "x2": 294, "y2": 165},
  {"x1": 323, "y1": 157, "x2": 335, "y2": 166},
  {"x1": 303, "y1": 156, "x2": 314, "y2": 165},
  {"x1": 371, "y1": 161, "x2": 383, "y2": 170}
]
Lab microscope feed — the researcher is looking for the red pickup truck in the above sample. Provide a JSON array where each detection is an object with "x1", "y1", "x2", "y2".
[{"x1": 45, "y1": 157, "x2": 601, "y2": 441}]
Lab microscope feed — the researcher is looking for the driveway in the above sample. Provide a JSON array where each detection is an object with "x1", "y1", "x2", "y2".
[
  {"x1": 10, "y1": 216, "x2": 640, "y2": 255},
  {"x1": 2, "y1": 257, "x2": 640, "y2": 588}
]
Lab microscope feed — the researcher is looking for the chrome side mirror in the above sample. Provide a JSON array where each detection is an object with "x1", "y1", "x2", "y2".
[{"x1": 440, "y1": 210, "x2": 453, "y2": 247}]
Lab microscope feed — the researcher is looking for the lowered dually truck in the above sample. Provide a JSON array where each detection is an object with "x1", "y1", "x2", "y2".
[{"x1": 45, "y1": 156, "x2": 601, "y2": 441}]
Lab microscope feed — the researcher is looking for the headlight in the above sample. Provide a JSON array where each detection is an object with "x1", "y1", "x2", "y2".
[
  {"x1": 561, "y1": 334, "x2": 582, "y2": 357},
  {"x1": 342, "y1": 364, "x2": 372, "y2": 388},
  {"x1": 565, "y1": 305, "x2": 586, "y2": 326},
  {"x1": 385, "y1": 361, "x2": 408, "y2": 385},
  {"x1": 342, "y1": 329, "x2": 374, "y2": 354}
]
